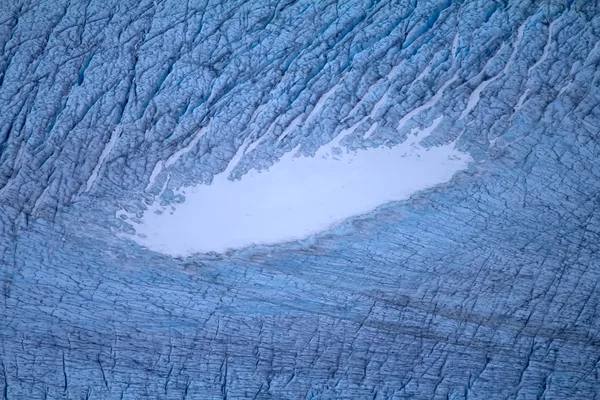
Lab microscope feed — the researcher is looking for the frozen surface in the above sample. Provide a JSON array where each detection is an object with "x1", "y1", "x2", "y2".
[
  {"x1": 127, "y1": 121, "x2": 470, "y2": 255},
  {"x1": 1, "y1": 0, "x2": 600, "y2": 399}
]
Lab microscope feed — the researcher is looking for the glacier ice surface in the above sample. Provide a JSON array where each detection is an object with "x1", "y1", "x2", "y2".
[{"x1": 1, "y1": 0, "x2": 599, "y2": 398}]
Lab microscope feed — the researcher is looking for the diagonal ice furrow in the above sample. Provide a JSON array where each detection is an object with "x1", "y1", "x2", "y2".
[
  {"x1": 315, "y1": 125, "x2": 357, "y2": 159},
  {"x1": 316, "y1": 114, "x2": 373, "y2": 159},
  {"x1": 451, "y1": 31, "x2": 460, "y2": 61},
  {"x1": 336, "y1": 52, "x2": 446, "y2": 143},
  {"x1": 164, "y1": 125, "x2": 209, "y2": 169},
  {"x1": 349, "y1": 87, "x2": 389, "y2": 125},
  {"x1": 414, "y1": 50, "x2": 446, "y2": 84},
  {"x1": 146, "y1": 125, "x2": 209, "y2": 191},
  {"x1": 339, "y1": 86, "x2": 390, "y2": 142},
  {"x1": 513, "y1": 19, "x2": 557, "y2": 114},
  {"x1": 0, "y1": 136, "x2": 29, "y2": 198},
  {"x1": 414, "y1": 62, "x2": 433, "y2": 83},
  {"x1": 0, "y1": 143, "x2": 26, "y2": 198},
  {"x1": 459, "y1": 68, "x2": 504, "y2": 122},
  {"x1": 244, "y1": 133, "x2": 266, "y2": 155},
  {"x1": 459, "y1": 18, "x2": 529, "y2": 121},
  {"x1": 276, "y1": 113, "x2": 303, "y2": 144},
  {"x1": 146, "y1": 161, "x2": 164, "y2": 192},
  {"x1": 302, "y1": 82, "x2": 341, "y2": 127},
  {"x1": 221, "y1": 136, "x2": 252, "y2": 180},
  {"x1": 240, "y1": 104, "x2": 277, "y2": 155},
  {"x1": 514, "y1": 88, "x2": 531, "y2": 115},
  {"x1": 394, "y1": 34, "x2": 461, "y2": 132},
  {"x1": 260, "y1": 115, "x2": 283, "y2": 140},
  {"x1": 344, "y1": 60, "x2": 404, "y2": 122},
  {"x1": 527, "y1": 19, "x2": 557, "y2": 77},
  {"x1": 77, "y1": 126, "x2": 122, "y2": 197},
  {"x1": 557, "y1": 39, "x2": 600, "y2": 99},
  {"x1": 341, "y1": 53, "x2": 435, "y2": 142},
  {"x1": 362, "y1": 122, "x2": 378, "y2": 140},
  {"x1": 369, "y1": 90, "x2": 391, "y2": 120},
  {"x1": 31, "y1": 184, "x2": 50, "y2": 216},
  {"x1": 328, "y1": 94, "x2": 390, "y2": 150},
  {"x1": 354, "y1": 87, "x2": 395, "y2": 140},
  {"x1": 345, "y1": 83, "x2": 381, "y2": 121},
  {"x1": 245, "y1": 113, "x2": 286, "y2": 155},
  {"x1": 397, "y1": 71, "x2": 459, "y2": 131}
]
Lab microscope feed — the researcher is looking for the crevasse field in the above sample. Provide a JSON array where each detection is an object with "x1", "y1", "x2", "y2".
[{"x1": 1, "y1": 0, "x2": 599, "y2": 398}]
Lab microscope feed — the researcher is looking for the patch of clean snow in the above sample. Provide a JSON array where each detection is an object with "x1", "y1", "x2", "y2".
[{"x1": 121, "y1": 120, "x2": 471, "y2": 256}]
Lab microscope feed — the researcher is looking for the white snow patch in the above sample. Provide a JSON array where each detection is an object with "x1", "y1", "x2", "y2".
[{"x1": 120, "y1": 120, "x2": 471, "y2": 256}]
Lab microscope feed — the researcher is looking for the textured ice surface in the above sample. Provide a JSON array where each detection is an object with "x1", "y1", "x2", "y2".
[{"x1": 1, "y1": 0, "x2": 600, "y2": 399}]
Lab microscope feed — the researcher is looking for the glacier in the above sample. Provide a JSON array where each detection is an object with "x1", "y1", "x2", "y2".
[{"x1": 1, "y1": 0, "x2": 600, "y2": 398}]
